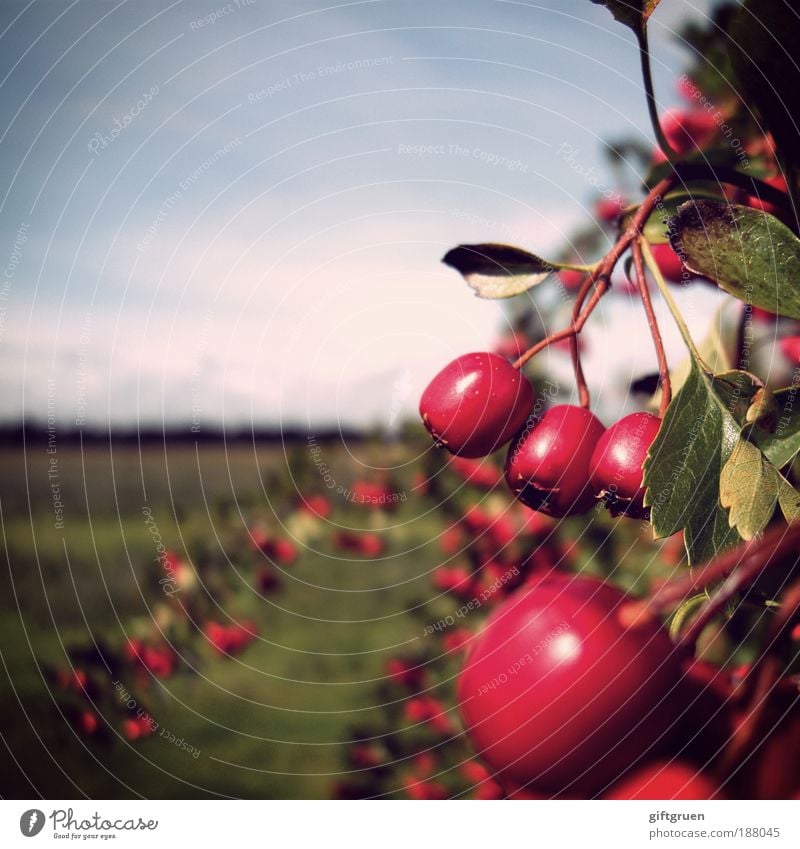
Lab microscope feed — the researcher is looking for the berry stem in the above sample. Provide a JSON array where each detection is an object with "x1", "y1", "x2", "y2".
[
  {"x1": 513, "y1": 176, "x2": 677, "y2": 378},
  {"x1": 632, "y1": 238, "x2": 672, "y2": 416},
  {"x1": 637, "y1": 28, "x2": 679, "y2": 165},
  {"x1": 720, "y1": 577, "x2": 800, "y2": 775},
  {"x1": 641, "y1": 523, "x2": 800, "y2": 622}
]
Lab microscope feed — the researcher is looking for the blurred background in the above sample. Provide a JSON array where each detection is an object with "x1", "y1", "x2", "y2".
[{"x1": 0, "y1": 0, "x2": 756, "y2": 799}]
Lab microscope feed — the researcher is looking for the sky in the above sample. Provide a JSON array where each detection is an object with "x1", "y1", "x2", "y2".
[{"x1": 0, "y1": 0, "x2": 725, "y2": 430}]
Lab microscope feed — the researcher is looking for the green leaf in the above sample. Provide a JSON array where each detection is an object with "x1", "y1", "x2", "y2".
[
  {"x1": 750, "y1": 386, "x2": 800, "y2": 468},
  {"x1": 778, "y1": 476, "x2": 800, "y2": 523},
  {"x1": 719, "y1": 438, "x2": 779, "y2": 540},
  {"x1": 590, "y1": 0, "x2": 662, "y2": 33},
  {"x1": 711, "y1": 370, "x2": 764, "y2": 424},
  {"x1": 441, "y1": 243, "x2": 571, "y2": 299},
  {"x1": 729, "y1": 0, "x2": 800, "y2": 174},
  {"x1": 670, "y1": 200, "x2": 800, "y2": 319},
  {"x1": 643, "y1": 357, "x2": 743, "y2": 563},
  {"x1": 745, "y1": 387, "x2": 778, "y2": 429},
  {"x1": 669, "y1": 592, "x2": 710, "y2": 642}
]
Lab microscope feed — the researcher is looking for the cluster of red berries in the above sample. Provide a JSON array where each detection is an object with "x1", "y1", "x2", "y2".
[{"x1": 420, "y1": 352, "x2": 661, "y2": 519}]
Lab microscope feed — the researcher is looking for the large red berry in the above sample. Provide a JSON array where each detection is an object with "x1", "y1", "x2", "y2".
[
  {"x1": 420, "y1": 352, "x2": 533, "y2": 458},
  {"x1": 457, "y1": 575, "x2": 679, "y2": 796},
  {"x1": 505, "y1": 405, "x2": 605, "y2": 517},
  {"x1": 590, "y1": 412, "x2": 661, "y2": 518},
  {"x1": 605, "y1": 761, "x2": 722, "y2": 800}
]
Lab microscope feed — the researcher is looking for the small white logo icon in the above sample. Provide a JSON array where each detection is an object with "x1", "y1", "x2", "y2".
[{"x1": 19, "y1": 809, "x2": 45, "y2": 837}]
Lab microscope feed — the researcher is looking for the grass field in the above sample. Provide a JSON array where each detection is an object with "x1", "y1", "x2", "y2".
[{"x1": 0, "y1": 435, "x2": 445, "y2": 799}]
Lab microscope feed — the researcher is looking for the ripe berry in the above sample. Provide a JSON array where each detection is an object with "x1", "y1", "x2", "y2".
[
  {"x1": 557, "y1": 269, "x2": 586, "y2": 291},
  {"x1": 605, "y1": 761, "x2": 722, "y2": 799},
  {"x1": 505, "y1": 405, "x2": 605, "y2": 517},
  {"x1": 651, "y1": 243, "x2": 687, "y2": 283},
  {"x1": 457, "y1": 575, "x2": 679, "y2": 796},
  {"x1": 661, "y1": 108, "x2": 718, "y2": 155},
  {"x1": 779, "y1": 336, "x2": 800, "y2": 366},
  {"x1": 596, "y1": 195, "x2": 626, "y2": 224},
  {"x1": 420, "y1": 352, "x2": 533, "y2": 458},
  {"x1": 590, "y1": 412, "x2": 661, "y2": 518}
]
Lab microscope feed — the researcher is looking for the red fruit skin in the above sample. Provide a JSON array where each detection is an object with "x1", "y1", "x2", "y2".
[
  {"x1": 779, "y1": 336, "x2": 800, "y2": 365},
  {"x1": 78, "y1": 711, "x2": 99, "y2": 736},
  {"x1": 605, "y1": 761, "x2": 722, "y2": 800},
  {"x1": 505, "y1": 405, "x2": 606, "y2": 518},
  {"x1": 457, "y1": 576, "x2": 680, "y2": 796},
  {"x1": 651, "y1": 243, "x2": 687, "y2": 284},
  {"x1": 745, "y1": 174, "x2": 788, "y2": 216},
  {"x1": 596, "y1": 195, "x2": 626, "y2": 224},
  {"x1": 419, "y1": 352, "x2": 534, "y2": 458},
  {"x1": 661, "y1": 108, "x2": 718, "y2": 155},
  {"x1": 590, "y1": 412, "x2": 661, "y2": 518},
  {"x1": 557, "y1": 269, "x2": 586, "y2": 291}
]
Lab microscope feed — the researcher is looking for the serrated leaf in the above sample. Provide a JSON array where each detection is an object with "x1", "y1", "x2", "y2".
[
  {"x1": 441, "y1": 243, "x2": 568, "y2": 299},
  {"x1": 590, "y1": 0, "x2": 662, "y2": 33},
  {"x1": 751, "y1": 386, "x2": 800, "y2": 468},
  {"x1": 643, "y1": 357, "x2": 743, "y2": 563},
  {"x1": 669, "y1": 200, "x2": 800, "y2": 319},
  {"x1": 719, "y1": 438, "x2": 778, "y2": 540}
]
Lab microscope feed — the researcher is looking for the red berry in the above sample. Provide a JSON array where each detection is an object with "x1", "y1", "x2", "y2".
[
  {"x1": 651, "y1": 243, "x2": 687, "y2": 284},
  {"x1": 449, "y1": 456, "x2": 501, "y2": 490},
  {"x1": 431, "y1": 564, "x2": 473, "y2": 598},
  {"x1": 745, "y1": 174, "x2": 788, "y2": 216},
  {"x1": 557, "y1": 269, "x2": 586, "y2": 291},
  {"x1": 419, "y1": 352, "x2": 533, "y2": 458},
  {"x1": 299, "y1": 494, "x2": 331, "y2": 518},
  {"x1": 596, "y1": 195, "x2": 627, "y2": 224},
  {"x1": 605, "y1": 761, "x2": 722, "y2": 799},
  {"x1": 590, "y1": 412, "x2": 661, "y2": 518},
  {"x1": 457, "y1": 575, "x2": 680, "y2": 796},
  {"x1": 78, "y1": 711, "x2": 99, "y2": 736},
  {"x1": 779, "y1": 336, "x2": 800, "y2": 365},
  {"x1": 505, "y1": 405, "x2": 606, "y2": 517},
  {"x1": 386, "y1": 658, "x2": 426, "y2": 689},
  {"x1": 661, "y1": 108, "x2": 718, "y2": 155}
]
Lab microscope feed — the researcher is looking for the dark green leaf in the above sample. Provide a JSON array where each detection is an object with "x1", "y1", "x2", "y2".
[
  {"x1": 670, "y1": 200, "x2": 800, "y2": 319},
  {"x1": 590, "y1": 0, "x2": 662, "y2": 33},
  {"x1": 719, "y1": 438, "x2": 778, "y2": 540},
  {"x1": 442, "y1": 243, "x2": 567, "y2": 299},
  {"x1": 632, "y1": 188, "x2": 729, "y2": 245},
  {"x1": 729, "y1": 0, "x2": 800, "y2": 174},
  {"x1": 643, "y1": 358, "x2": 742, "y2": 563},
  {"x1": 711, "y1": 370, "x2": 764, "y2": 424}
]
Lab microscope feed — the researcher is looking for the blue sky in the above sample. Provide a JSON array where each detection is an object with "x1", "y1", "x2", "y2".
[{"x1": 0, "y1": 0, "x2": 723, "y2": 429}]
